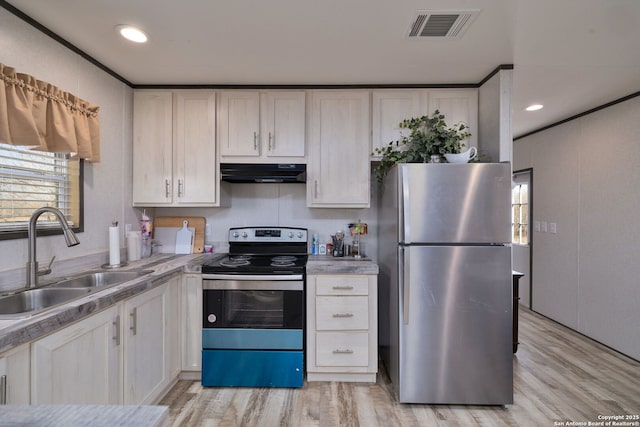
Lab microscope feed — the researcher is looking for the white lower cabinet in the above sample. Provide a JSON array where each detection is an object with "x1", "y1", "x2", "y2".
[
  {"x1": 306, "y1": 274, "x2": 378, "y2": 382},
  {"x1": 123, "y1": 276, "x2": 179, "y2": 404},
  {"x1": 0, "y1": 343, "x2": 30, "y2": 404},
  {"x1": 181, "y1": 273, "x2": 202, "y2": 373},
  {"x1": 31, "y1": 305, "x2": 121, "y2": 404},
  {"x1": 30, "y1": 274, "x2": 180, "y2": 405}
]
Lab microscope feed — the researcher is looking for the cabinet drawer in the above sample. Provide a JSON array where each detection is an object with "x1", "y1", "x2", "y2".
[
  {"x1": 316, "y1": 332, "x2": 369, "y2": 367},
  {"x1": 316, "y1": 296, "x2": 368, "y2": 330},
  {"x1": 316, "y1": 275, "x2": 369, "y2": 295}
]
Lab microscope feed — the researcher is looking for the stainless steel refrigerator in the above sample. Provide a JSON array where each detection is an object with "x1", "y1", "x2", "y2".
[{"x1": 377, "y1": 163, "x2": 513, "y2": 405}]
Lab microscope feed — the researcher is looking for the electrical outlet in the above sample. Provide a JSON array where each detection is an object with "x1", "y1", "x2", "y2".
[
  {"x1": 549, "y1": 222, "x2": 557, "y2": 234},
  {"x1": 534, "y1": 221, "x2": 541, "y2": 232},
  {"x1": 540, "y1": 221, "x2": 547, "y2": 233},
  {"x1": 206, "y1": 224, "x2": 212, "y2": 236},
  {"x1": 125, "y1": 224, "x2": 132, "y2": 233}
]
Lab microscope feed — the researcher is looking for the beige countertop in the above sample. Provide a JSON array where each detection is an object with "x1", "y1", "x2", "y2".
[
  {"x1": 0, "y1": 253, "x2": 377, "y2": 354},
  {"x1": 0, "y1": 404, "x2": 169, "y2": 427},
  {"x1": 306, "y1": 255, "x2": 379, "y2": 275},
  {"x1": 0, "y1": 253, "x2": 220, "y2": 354}
]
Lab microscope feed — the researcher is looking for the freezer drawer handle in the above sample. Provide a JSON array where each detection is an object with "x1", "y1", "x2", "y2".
[
  {"x1": 332, "y1": 349, "x2": 354, "y2": 354},
  {"x1": 332, "y1": 286, "x2": 354, "y2": 290},
  {"x1": 332, "y1": 313, "x2": 354, "y2": 318}
]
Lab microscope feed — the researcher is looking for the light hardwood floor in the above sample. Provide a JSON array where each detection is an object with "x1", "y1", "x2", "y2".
[{"x1": 160, "y1": 307, "x2": 640, "y2": 426}]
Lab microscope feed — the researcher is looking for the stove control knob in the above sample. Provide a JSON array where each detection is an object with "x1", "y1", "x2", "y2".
[
  {"x1": 241, "y1": 232, "x2": 248, "y2": 238},
  {"x1": 297, "y1": 232, "x2": 303, "y2": 239},
  {"x1": 288, "y1": 232, "x2": 294, "y2": 238},
  {"x1": 232, "y1": 231, "x2": 239, "y2": 238},
  {"x1": 207, "y1": 314, "x2": 217, "y2": 324}
]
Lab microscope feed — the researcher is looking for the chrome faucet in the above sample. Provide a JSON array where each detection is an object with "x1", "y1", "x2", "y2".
[{"x1": 26, "y1": 207, "x2": 80, "y2": 288}]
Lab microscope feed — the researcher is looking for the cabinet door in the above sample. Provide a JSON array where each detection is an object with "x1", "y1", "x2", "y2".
[
  {"x1": 31, "y1": 305, "x2": 121, "y2": 404},
  {"x1": 0, "y1": 344, "x2": 30, "y2": 404},
  {"x1": 123, "y1": 280, "x2": 176, "y2": 405},
  {"x1": 427, "y1": 89, "x2": 478, "y2": 149},
  {"x1": 181, "y1": 273, "x2": 202, "y2": 372},
  {"x1": 174, "y1": 91, "x2": 218, "y2": 205},
  {"x1": 261, "y1": 92, "x2": 306, "y2": 158},
  {"x1": 218, "y1": 91, "x2": 260, "y2": 157},
  {"x1": 308, "y1": 91, "x2": 370, "y2": 208},
  {"x1": 371, "y1": 90, "x2": 422, "y2": 159},
  {"x1": 133, "y1": 91, "x2": 174, "y2": 205}
]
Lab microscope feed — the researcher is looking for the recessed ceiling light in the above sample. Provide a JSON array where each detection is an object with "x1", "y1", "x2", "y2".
[
  {"x1": 525, "y1": 104, "x2": 543, "y2": 111},
  {"x1": 116, "y1": 25, "x2": 148, "y2": 43}
]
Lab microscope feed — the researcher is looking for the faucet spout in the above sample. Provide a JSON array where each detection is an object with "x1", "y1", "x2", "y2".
[{"x1": 26, "y1": 207, "x2": 80, "y2": 288}]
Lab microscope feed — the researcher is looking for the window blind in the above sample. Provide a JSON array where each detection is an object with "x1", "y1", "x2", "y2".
[{"x1": 0, "y1": 143, "x2": 80, "y2": 232}]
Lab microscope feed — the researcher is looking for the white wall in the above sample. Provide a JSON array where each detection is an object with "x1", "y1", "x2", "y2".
[
  {"x1": 513, "y1": 95, "x2": 640, "y2": 360},
  {"x1": 156, "y1": 181, "x2": 378, "y2": 259},
  {"x1": 478, "y1": 69, "x2": 513, "y2": 163},
  {"x1": 0, "y1": 9, "x2": 137, "y2": 277}
]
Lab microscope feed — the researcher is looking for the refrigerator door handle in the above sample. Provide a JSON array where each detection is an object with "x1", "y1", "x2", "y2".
[
  {"x1": 400, "y1": 246, "x2": 410, "y2": 325},
  {"x1": 400, "y1": 166, "x2": 410, "y2": 243}
]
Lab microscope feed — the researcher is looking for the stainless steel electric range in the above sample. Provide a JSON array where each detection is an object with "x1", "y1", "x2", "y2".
[{"x1": 201, "y1": 226, "x2": 307, "y2": 388}]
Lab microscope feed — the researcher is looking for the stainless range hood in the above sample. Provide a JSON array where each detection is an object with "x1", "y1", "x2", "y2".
[{"x1": 220, "y1": 163, "x2": 306, "y2": 183}]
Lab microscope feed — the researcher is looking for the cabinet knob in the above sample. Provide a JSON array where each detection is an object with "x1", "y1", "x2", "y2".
[
  {"x1": 332, "y1": 313, "x2": 354, "y2": 318},
  {"x1": 332, "y1": 349, "x2": 354, "y2": 354}
]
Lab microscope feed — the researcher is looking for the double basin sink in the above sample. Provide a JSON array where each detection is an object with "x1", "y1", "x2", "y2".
[{"x1": 0, "y1": 270, "x2": 152, "y2": 318}]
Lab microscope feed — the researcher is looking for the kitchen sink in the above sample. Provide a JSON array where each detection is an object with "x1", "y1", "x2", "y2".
[
  {"x1": 47, "y1": 270, "x2": 153, "y2": 289},
  {"x1": 0, "y1": 288, "x2": 93, "y2": 317},
  {"x1": 0, "y1": 269, "x2": 153, "y2": 318}
]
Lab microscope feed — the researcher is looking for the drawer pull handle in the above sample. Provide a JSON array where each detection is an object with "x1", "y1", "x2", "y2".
[
  {"x1": 0, "y1": 374, "x2": 6, "y2": 405},
  {"x1": 112, "y1": 315, "x2": 120, "y2": 346},
  {"x1": 332, "y1": 286, "x2": 354, "y2": 290},
  {"x1": 333, "y1": 349, "x2": 354, "y2": 354},
  {"x1": 332, "y1": 313, "x2": 354, "y2": 318},
  {"x1": 130, "y1": 307, "x2": 137, "y2": 336}
]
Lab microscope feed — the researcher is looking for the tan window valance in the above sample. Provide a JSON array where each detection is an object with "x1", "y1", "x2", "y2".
[{"x1": 0, "y1": 62, "x2": 100, "y2": 162}]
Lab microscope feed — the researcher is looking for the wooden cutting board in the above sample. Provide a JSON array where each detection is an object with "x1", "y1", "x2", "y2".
[
  {"x1": 154, "y1": 226, "x2": 195, "y2": 254},
  {"x1": 154, "y1": 216, "x2": 206, "y2": 253}
]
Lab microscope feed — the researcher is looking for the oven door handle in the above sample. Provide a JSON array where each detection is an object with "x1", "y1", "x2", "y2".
[
  {"x1": 202, "y1": 279, "x2": 304, "y2": 291},
  {"x1": 202, "y1": 274, "x2": 303, "y2": 281}
]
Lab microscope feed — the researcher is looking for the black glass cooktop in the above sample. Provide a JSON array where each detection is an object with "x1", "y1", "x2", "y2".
[{"x1": 202, "y1": 254, "x2": 307, "y2": 275}]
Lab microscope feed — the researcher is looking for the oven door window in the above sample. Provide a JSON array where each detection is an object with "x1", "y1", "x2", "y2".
[{"x1": 204, "y1": 289, "x2": 303, "y2": 329}]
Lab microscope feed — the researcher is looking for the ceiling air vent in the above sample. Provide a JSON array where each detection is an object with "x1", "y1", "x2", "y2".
[{"x1": 407, "y1": 10, "x2": 480, "y2": 39}]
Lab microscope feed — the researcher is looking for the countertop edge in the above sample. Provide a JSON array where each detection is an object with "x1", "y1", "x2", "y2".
[
  {"x1": 0, "y1": 404, "x2": 169, "y2": 427},
  {"x1": 0, "y1": 253, "x2": 220, "y2": 354}
]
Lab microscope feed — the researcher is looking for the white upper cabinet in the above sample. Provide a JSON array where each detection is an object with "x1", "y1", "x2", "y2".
[
  {"x1": 261, "y1": 92, "x2": 306, "y2": 158},
  {"x1": 307, "y1": 91, "x2": 370, "y2": 208},
  {"x1": 174, "y1": 91, "x2": 218, "y2": 205},
  {"x1": 219, "y1": 91, "x2": 305, "y2": 162},
  {"x1": 371, "y1": 90, "x2": 422, "y2": 158},
  {"x1": 427, "y1": 89, "x2": 478, "y2": 149},
  {"x1": 371, "y1": 89, "x2": 478, "y2": 159},
  {"x1": 133, "y1": 91, "x2": 173, "y2": 205},
  {"x1": 133, "y1": 90, "x2": 223, "y2": 207},
  {"x1": 218, "y1": 91, "x2": 261, "y2": 157}
]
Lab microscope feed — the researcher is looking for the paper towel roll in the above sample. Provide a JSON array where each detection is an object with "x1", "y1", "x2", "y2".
[
  {"x1": 109, "y1": 225, "x2": 121, "y2": 266},
  {"x1": 127, "y1": 231, "x2": 141, "y2": 262}
]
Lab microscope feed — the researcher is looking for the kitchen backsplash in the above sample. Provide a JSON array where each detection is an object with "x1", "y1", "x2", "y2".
[{"x1": 154, "y1": 182, "x2": 378, "y2": 259}]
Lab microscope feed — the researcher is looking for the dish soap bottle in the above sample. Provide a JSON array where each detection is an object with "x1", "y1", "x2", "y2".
[{"x1": 312, "y1": 234, "x2": 319, "y2": 255}]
